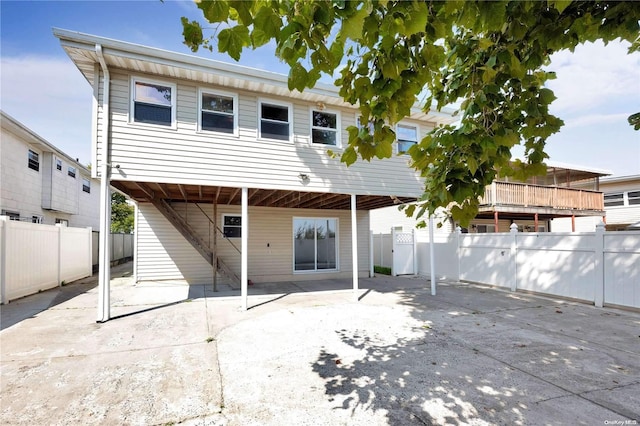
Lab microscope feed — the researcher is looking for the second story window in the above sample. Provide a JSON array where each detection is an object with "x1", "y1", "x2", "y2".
[
  {"x1": 200, "y1": 90, "x2": 237, "y2": 135},
  {"x1": 132, "y1": 78, "x2": 175, "y2": 127},
  {"x1": 397, "y1": 124, "x2": 418, "y2": 154},
  {"x1": 628, "y1": 191, "x2": 640, "y2": 206},
  {"x1": 259, "y1": 101, "x2": 291, "y2": 141},
  {"x1": 68, "y1": 166, "x2": 76, "y2": 178},
  {"x1": 311, "y1": 110, "x2": 339, "y2": 146},
  {"x1": 28, "y1": 149, "x2": 39, "y2": 171},
  {"x1": 56, "y1": 158, "x2": 62, "y2": 171},
  {"x1": 82, "y1": 178, "x2": 91, "y2": 193},
  {"x1": 604, "y1": 192, "x2": 624, "y2": 207}
]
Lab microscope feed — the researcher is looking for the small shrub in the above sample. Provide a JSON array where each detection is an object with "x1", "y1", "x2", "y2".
[{"x1": 374, "y1": 265, "x2": 392, "y2": 275}]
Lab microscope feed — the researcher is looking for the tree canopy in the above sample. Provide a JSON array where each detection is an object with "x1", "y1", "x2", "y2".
[
  {"x1": 182, "y1": 0, "x2": 640, "y2": 225},
  {"x1": 111, "y1": 193, "x2": 134, "y2": 233}
]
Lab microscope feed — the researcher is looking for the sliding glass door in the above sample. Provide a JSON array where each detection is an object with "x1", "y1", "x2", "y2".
[{"x1": 293, "y1": 218, "x2": 337, "y2": 272}]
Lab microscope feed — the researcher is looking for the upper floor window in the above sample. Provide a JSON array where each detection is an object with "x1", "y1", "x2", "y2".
[
  {"x1": 604, "y1": 192, "x2": 624, "y2": 207},
  {"x1": 628, "y1": 191, "x2": 640, "y2": 206},
  {"x1": 259, "y1": 100, "x2": 291, "y2": 141},
  {"x1": 200, "y1": 90, "x2": 237, "y2": 135},
  {"x1": 1, "y1": 210, "x2": 20, "y2": 220},
  {"x1": 311, "y1": 109, "x2": 340, "y2": 146},
  {"x1": 356, "y1": 116, "x2": 375, "y2": 135},
  {"x1": 68, "y1": 166, "x2": 76, "y2": 178},
  {"x1": 56, "y1": 158, "x2": 62, "y2": 171},
  {"x1": 28, "y1": 149, "x2": 39, "y2": 171},
  {"x1": 82, "y1": 178, "x2": 91, "y2": 193},
  {"x1": 397, "y1": 124, "x2": 418, "y2": 154},
  {"x1": 131, "y1": 77, "x2": 175, "y2": 127}
]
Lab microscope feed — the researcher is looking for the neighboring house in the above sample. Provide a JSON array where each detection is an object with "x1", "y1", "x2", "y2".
[
  {"x1": 54, "y1": 29, "x2": 456, "y2": 297},
  {"x1": 0, "y1": 110, "x2": 100, "y2": 230},
  {"x1": 551, "y1": 174, "x2": 640, "y2": 232},
  {"x1": 371, "y1": 161, "x2": 609, "y2": 234}
]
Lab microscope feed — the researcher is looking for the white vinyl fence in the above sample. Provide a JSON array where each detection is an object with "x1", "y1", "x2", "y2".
[
  {"x1": 0, "y1": 217, "x2": 92, "y2": 303},
  {"x1": 91, "y1": 232, "x2": 134, "y2": 267},
  {"x1": 402, "y1": 223, "x2": 639, "y2": 310}
]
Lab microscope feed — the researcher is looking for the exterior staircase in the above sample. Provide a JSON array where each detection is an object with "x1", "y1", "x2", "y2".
[{"x1": 151, "y1": 198, "x2": 241, "y2": 289}]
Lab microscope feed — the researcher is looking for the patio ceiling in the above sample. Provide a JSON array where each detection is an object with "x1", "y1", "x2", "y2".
[{"x1": 111, "y1": 180, "x2": 416, "y2": 211}]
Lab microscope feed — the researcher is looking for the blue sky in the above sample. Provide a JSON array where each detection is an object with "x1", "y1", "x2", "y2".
[{"x1": 1, "y1": 0, "x2": 639, "y2": 177}]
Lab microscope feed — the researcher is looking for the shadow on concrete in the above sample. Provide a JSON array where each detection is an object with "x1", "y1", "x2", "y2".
[{"x1": 0, "y1": 262, "x2": 133, "y2": 331}]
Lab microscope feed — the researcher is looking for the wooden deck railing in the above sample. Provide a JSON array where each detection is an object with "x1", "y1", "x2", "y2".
[{"x1": 480, "y1": 181, "x2": 604, "y2": 211}]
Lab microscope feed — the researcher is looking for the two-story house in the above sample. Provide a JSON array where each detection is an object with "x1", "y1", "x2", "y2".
[
  {"x1": 1, "y1": 110, "x2": 100, "y2": 230},
  {"x1": 550, "y1": 174, "x2": 640, "y2": 231},
  {"x1": 54, "y1": 29, "x2": 455, "y2": 316}
]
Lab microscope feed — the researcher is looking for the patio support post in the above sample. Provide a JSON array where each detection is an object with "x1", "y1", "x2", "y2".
[
  {"x1": 455, "y1": 226, "x2": 462, "y2": 282},
  {"x1": 534, "y1": 213, "x2": 539, "y2": 232},
  {"x1": 571, "y1": 215, "x2": 576, "y2": 232},
  {"x1": 494, "y1": 211, "x2": 499, "y2": 231},
  {"x1": 369, "y1": 230, "x2": 374, "y2": 277},
  {"x1": 241, "y1": 187, "x2": 248, "y2": 311},
  {"x1": 213, "y1": 197, "x2": 217, "y2": 292},
  {"x1": 97, "y1": 162, "x2": 111, "y2": 322},
  {"x1": 351, "y1": 194, "x2": 359, "y2": 300},
  {"x1": 429, "y1": 215, "x2": 436, "y2": 296}
]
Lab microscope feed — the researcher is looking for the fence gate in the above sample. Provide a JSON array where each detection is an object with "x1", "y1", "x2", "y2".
[{"x1": 392, "y1": 228, "x2": 415, "y2": 276}]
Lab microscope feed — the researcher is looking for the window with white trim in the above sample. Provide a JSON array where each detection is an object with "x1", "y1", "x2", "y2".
[
  {"x1": 259, "y1": 100, "x2": 291, "y2": 141},
  {"x1": 82, "y1": 178, "x2": 91, "y2": 193},
  {"x1": 200, "y1": 90, "x2": 237, "y2": 135},
  {"x1": 628, "y1": 191, "x2": 640, "y2": 206},
  {"x1": 293, "y1": 218, "x2": 337, "y2": 271},
  {"x1": 1, "y1": 210, "x2": 20, "y2": 220},
  {"x1": 56, "y1": 158, "x2": 62, "y2": 171},
  {"x1": 396, "y1": 124, "x2": 418, "y2": 154},
  {"x1": 604, "y1": 192, "x2": 624, "y2": 207},
  {"x1": 311, "y1": 109, "x2": 340, "y2": 146},
  {"x1": 68, "y1": 166, "x2": 76, "y2": 178},
  {"x1": 131, "y1": 78, "x2": 175, "y2": 127},
  {"x1": 356, "y1": 116, "x2": 375, "y2": 134},
  {"x1": 28, "y1": 150, "x2": 39, "y2": 171},
  {"x1": 475, "y1": 224, "x2": 496, "y2": 233},
  {"x1": 223, "y1": 215, "x2": 241, "y2": 238}
]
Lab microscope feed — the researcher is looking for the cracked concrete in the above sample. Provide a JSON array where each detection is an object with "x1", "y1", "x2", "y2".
[{"x1": 1, "y1": 264, "x2": 639, "y2": 425}]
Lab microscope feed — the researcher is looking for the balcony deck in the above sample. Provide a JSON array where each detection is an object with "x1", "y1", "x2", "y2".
[{"x1": 478, "y1": 181, "x2": 604, "y2": 216}]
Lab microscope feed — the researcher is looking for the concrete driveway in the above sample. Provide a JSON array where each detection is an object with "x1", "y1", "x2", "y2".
[{"x1": 1, "y1": 264, "x2": 639, "y2": 425}]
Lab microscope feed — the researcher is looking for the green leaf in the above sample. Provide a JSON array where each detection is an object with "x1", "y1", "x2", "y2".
[
  {"x1": 538, "y1": 88, "x2": 556, "y2": 105},
  {"x1": 404, "y1": 2, "x2": 429, "y2": 35},
  {"x1": 341, "y1": 146, "x2": 358, "y2": 166},
  {"x1": 181, "y1": 18, "x2": 204, "y2": 53},
  {"x1": 198, "y1": 0, "x2": 230, "y2": 23},
  {"x1": 549, "y1": 0, "x2": 572, "y2": 15},
  {"x1": 218, "y1": 26, "x2": 250, "y2": 61},
  {"x1": 288, "y1": 63, "x2": 309, "y2": 92},
  {"x1": 340, "y1": 5, "x2": 369, "y2": 40}
]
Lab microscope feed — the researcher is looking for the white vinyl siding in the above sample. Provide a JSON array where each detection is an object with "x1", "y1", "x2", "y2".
[
  {"x1": 135, "y1": 203, "x2": 370, "y2": 284},
  {"x1": 103, "y1": 71, "x2": 431, "y2": 197}
]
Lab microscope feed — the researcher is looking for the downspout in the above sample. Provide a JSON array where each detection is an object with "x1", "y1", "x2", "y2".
[{"x1": 96, "y1": 44, "x2": 112, "y2": 322}]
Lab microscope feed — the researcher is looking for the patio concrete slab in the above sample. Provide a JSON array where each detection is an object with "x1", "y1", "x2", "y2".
[{"x1": 1, "y1": 265, "x2": 639, "y2": 425}]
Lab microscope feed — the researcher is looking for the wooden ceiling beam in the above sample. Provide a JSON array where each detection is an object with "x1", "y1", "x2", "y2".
[
  {"x1": 227, "y1": 188, "x2": 241, "y2": 205},
  {"x1": 178, "y1": 184, "x2": 188, "y2": 201},
  {"x1": 155, "y1": 183, "x2": 170, "y2": 198},
  {"x1": 263, "y1": 190, "x2": 292, "y2": 207},
  {"x1": 252, "y1": 189, "x2": 279, "y2": 206},
  {"x1": 134, "y1": 182, "x2": 155, "y2": 200},
  {"x1": 304, "y1": 193, "x2": 347, "y2": 209}
]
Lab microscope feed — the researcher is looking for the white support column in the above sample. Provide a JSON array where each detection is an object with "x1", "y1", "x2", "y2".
[
  {"x1": 97, "y1": 162, "x2": 111, "y2": 322},
  {"x1": 241, "y1": 187, "x2": 249, "y2": 311},
  {"x1": 429, "y1": 215, "x2": 436, "y2": 296},
  {"x1": 369, "y1": 230, "x2": 374, "y2": 277},
  {"x1": 351, "y1": 194, "x2": 359, "y2": 300},
  {"x1": 594, "y1": 220, "x2": 605, "y2": 308},
  {"x1": 509, "y1": 222, "x2": 518, "y2": 292},
  {"x1": 0, "y1": 217, "x2": 7, "y2": 305},
  {"x1": 455, "y1": 226, "x2": 462, "y2": 281},
  {"x1": 413, "y1": 228, "x2": 418, "y2": 276}
]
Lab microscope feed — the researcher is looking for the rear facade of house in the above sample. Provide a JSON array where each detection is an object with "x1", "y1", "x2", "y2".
[{"x1": 55, "y1": 29, "x2": 454, "y2": 288}]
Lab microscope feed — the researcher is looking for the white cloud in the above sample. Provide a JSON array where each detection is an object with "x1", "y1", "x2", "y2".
[
  {"x1": 547, "y1": 40, "x2": 640, "y2": 114},
  {"x1": 562, "y1": 112, "x2": 632, "y2": 129},
  {"x1": 0, "y1": 55, "x2": 93, "y2": 164}
]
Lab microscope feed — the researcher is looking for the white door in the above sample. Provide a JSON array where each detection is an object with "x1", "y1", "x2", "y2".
[{"x1": 392, "y1": 229, "x2": 415, "y2": 275}]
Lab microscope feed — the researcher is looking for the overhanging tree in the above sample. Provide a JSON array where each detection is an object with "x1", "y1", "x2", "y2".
[
  {"x1": 182, "y1": 1, "x2": 640, "y2": 225},
  {"x1": 111, "y1": 193, "x2": 134, "y2": 233}
]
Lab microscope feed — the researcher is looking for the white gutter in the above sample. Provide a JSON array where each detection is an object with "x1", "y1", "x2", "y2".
[{"x1": 96, "y1": 44, "x2": 111, "y2": 323}]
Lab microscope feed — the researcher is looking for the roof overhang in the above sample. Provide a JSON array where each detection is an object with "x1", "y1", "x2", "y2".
[{"x1": 53, "y1": 28, "x2": 457, "y2": 125}]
